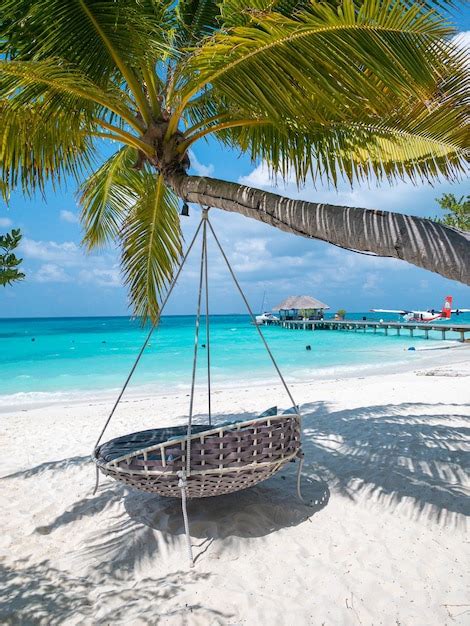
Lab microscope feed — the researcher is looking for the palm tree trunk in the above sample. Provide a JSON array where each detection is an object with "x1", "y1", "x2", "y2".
[{"x1": 169, "y1": 174, "x2": 470, "y2": 285}]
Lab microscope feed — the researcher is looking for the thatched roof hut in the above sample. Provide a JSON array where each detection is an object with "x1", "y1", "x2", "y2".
[{"x1": 273, "y1": 295, "x2": 330, "y2": 311}]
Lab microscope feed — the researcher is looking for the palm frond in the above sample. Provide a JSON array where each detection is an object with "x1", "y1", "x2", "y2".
[
  {"x1": 0, "y1": 103, "x2": 94, "y2": 197},
  {"x1": 174, "y1": 0, "x2": 459, "y2": 127},
  {"x1": 219, "y1": 0, "x2": 458, "y2": 28},
  {"x1": 1, "y1": 0, "x2": 178, "y2": 124},
  {"x1": 220, "y1": 0, "x2": 310, "y2": 27},
  {"x1": 79, "y1": 147, "x2": 140, "y2": 249},
  {"x1": 120, "y1": 174, "x2": 182, "y2": 322},
  {"x1": 213, "y1": 90, "x2": 469, "y2": 185},
  {"x1": 176, "y1": 0, "x2": 221, "y2": 45},
  {"x1": 0, "y1": 59, "x2": 137, "y2": 128},
  {"x1": 177, "y1": 0, "x2": 468, "y2": 184},
  {"x1": 1, "y1": 0, "x2": 173, "y2": 84}
]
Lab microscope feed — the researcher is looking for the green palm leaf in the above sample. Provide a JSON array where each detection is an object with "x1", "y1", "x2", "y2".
[
  {"x1": 220, "y1": 0, "x2": 310, "y2": 27},
  {"x1": 0, "y1": 59, "x2": 136, "y2": 127},
  {"x1": 121, "y1": 174, "x2": 182, "y2": 322},
  {"x1": 79, "y1": 147, "x2": 141, "y2": 249},
  {"x1": 174, "y1": 0, "x2": 459, "y2": 124},
  {"x1": 176, "y1": 0, "x2": 221, "y2": 45},
  {"x1": 1, "y1": 0, "x2": 172, "y2": 83},
  {"x1": 1, "y1": 0, "x2": 175, "y2": 123},
  {"x1": 0, "y1": 103, "x2": 93, "y2": 197},
  {"x1": 177, "y1": 0, "x2": 468, "y2": 182},
  {"x1": 217, "y1": 95, "x2": 468, "y2": 184}
]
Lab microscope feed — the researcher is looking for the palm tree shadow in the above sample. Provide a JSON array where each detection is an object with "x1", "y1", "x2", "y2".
[
  {"x1": 25, "y1": 399, "x2": 469, "y2": 573},
  {"x1": 0, "y1": 560, "x2": 230, "y2": 624},
  {"x1": 300, "y1": 400, "x2": 470, "y2": 528},
  {"x1": 35, "y1": 485, "x2": 127, "y2": 536},
  {"x1": 1, "y1": 455, "x2": 89, "y2": 479}
]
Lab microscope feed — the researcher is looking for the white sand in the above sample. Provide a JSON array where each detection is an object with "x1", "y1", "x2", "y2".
[{"x1": 1, "y1": 349, "x2": 469, "y2": 625}]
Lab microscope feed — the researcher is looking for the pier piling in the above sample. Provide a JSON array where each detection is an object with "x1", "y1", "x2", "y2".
[{"x1": 264, "y1": 318, "x2": 469, "y2": 342}]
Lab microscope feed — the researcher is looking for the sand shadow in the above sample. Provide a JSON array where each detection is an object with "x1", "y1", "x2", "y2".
[
  {"x1": 299, "y1": 400, "x2": 470, "y2": 527},
  {"x1": 0, "y1": 560, "x2": 230, "y2": 625},
  {"x1": 34, "y1": 484, "x2": 127, "y2": 536},
  {"x1": 21, "y1": 398, "x2": 469, "y2": 572},
  {"x1": 1, "y1": 455, "x2": 89, "y2": 480},
  {"x1": 124, "y1": 466, "x2": 329, "y2": 540},
  {"x1": 80, "y1": 464, "x2": 329, "y2": 570}
]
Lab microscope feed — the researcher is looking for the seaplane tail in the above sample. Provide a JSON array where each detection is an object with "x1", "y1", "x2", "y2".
[{"x1": 440, "y1": 295, "x2": 452, "y2": 319}]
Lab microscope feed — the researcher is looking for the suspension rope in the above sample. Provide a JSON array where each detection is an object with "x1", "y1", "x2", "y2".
[
  {"x1": 92, "y1": 219, "x2": 204, "y2": 494},
  {"x1": 185, "y1": 210, "x2": 209, "y2": 476},
  {"x1": 177, "y1": 470, "x2": 194, "y2": 566},
  {"x1": 203, "y1": 213, "x2": 212, "y2": 426},
  {"x1": 207, "y1": 217, "x2": 300, "y2": 415},
  {"x1": 296, "y1": 451, "x2": 305, "y2": 503}
]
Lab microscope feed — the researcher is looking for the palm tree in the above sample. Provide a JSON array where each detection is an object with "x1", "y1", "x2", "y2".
[{"x1": 1, "y1": 0, "x2": 468, "y2": 319}]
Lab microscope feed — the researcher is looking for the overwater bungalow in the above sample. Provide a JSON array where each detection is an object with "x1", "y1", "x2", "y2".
[{"x1": 273, "y1": 295, "x2": 330, "y2": 321}]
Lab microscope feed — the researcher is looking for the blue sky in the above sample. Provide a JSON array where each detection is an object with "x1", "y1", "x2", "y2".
[{"x1": 1, "y1": 19, "x2": 469, "y2": 318}]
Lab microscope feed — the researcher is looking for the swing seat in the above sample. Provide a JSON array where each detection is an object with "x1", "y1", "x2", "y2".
[{"x1": 93, "y1": 414, "x2": 301, "y2": 498}]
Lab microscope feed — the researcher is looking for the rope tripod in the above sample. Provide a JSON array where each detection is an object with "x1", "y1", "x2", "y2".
[{"x1": 92, "y1": 207, "x2": 304, "y2": 567}]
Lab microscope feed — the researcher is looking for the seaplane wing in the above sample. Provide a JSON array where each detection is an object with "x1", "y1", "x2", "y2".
[
  {"x1": 372, "y1": 297, "x2": 457, "y2": 322},
  {"x1": 370, "y1": 309, "x2": 410, "y2": 314}
]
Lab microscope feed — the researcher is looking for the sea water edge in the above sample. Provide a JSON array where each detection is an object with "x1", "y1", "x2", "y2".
[{"x1": 0, "y1": 312, "x2": 468, "y2": 410}]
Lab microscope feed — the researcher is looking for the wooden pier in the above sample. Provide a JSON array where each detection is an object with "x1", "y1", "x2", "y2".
[{"x1": 264, "y1": 318, "x2": 470, "y2": 342}]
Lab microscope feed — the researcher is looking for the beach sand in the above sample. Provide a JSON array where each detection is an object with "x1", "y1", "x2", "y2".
[{"x1": 1, "y1": 349, "x2": 469, "y2": 625}]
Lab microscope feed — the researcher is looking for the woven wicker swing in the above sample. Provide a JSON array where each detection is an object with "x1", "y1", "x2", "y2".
[{"x1": 92, "y1": 208, "x2": 303, "y2": 564}]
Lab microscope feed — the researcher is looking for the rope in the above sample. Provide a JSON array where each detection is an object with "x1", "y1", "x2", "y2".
[
  {"x1": 296, "y1": 451, "x2": 305, "y2": 503},
  {"x1": 177, "y1": 471, "x2": 194, "y2": 567},
  {"x1": 92, "y1": 219, "x2": 204, "y2": 494},
  {"x1": 207, "y1": 218, "x2": 300, "y2": 415},
  {"x1": 203, "y1": 214, "x2": 212, "y2": 426},
  {"x1": 185, "y1": 211, "x2": 208, "y2": 476}
]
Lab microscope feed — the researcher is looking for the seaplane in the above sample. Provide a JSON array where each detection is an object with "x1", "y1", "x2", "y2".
[{"x1": 371, "y1": 296, "x2": 470, "y2": 323}]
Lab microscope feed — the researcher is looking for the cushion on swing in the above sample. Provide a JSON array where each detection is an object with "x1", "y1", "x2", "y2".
[
  {"x1": 259, "y1": 405, "x2": 278, "y2": 417},
  {"x1": 97, "y1": 424, "x2": 212, "y2": 463},
  {"x1": 97, "y1": 407, "x2": 283, "y2": 464},
  {"x1": 282, "y1": 406, "x2": 299, "y2": 415},
  {"x1": 214, "y1": 406, "x2": 278, "y2": 430}
]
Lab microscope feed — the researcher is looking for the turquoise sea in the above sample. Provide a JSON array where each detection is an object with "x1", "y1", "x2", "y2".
[{"x1": 1, "y1": 312, "x2": 468, "y2": 399}]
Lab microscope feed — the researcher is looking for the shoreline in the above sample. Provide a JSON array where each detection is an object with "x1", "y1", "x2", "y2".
[{"x1": 2, "y1": 341, "x2": 469, "y2": 414}]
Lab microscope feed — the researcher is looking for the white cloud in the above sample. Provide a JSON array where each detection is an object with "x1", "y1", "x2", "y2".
[
  {"x1": 189, "y1": 150, "x2": 215, "y2": 177},
  {"x1": 452, "y1": 31, "x2": 470, "y2": 68},
  {"x1": 453, "y1": 30, "x2": 470, "y2": 49},
  {"x1": 35, "y1": 264, "x2": 69, "y2": 283},
  {"x1": 0, "y1": 217, "x2": 13, "y2": 228},
  {"x1": 22, "y1": 238, "x2": 82, "y2": 265},
  {"x1": 60, "y1": 210, "x2": 79, "y2": 224},
  {"x1": 238, "y1": 163, "x2": 274, "y2": 189},
  {"x1": 78, "y1": 267, "x2": 121, "y2": 288},
  {"x1": 22, "y1": 237, "x2": 122, "y2": 288}
]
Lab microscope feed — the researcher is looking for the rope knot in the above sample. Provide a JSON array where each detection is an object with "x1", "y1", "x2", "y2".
[{"x1": 177, "y1": 470, "x2": 187, "y2": 489}]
